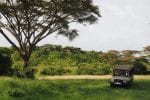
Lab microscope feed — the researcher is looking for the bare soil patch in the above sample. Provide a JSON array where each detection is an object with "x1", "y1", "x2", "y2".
[{"x1": 37, "y1": 75, "x2": 150, "y2": 80}]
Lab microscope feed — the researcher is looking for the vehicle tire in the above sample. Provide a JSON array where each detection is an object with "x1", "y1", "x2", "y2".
[{"x1": 110, "y1": 83, "x2": 114, "y2": 87}]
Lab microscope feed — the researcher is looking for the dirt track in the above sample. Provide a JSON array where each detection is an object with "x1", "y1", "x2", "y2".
[{"x1": 37, "y1": 75, "x2": 150, "y2": 80}]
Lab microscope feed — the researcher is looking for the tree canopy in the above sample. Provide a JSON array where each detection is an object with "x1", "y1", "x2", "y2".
[{"x1": 0, "y1": 0, "x2": 100, "y2": 77}]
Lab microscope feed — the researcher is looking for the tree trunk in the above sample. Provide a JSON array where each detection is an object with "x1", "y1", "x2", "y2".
[
  {"x1": 19, "y1": 51, "x2": 35, "y2": 78},
  {"x1": 23, "y1": 57, "x2": 30, "y2": 69}
]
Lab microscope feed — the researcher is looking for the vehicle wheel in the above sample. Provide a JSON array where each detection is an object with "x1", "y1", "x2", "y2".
[
  {"x1": 110, "y1": 83, "x2": 114, "y2": 87},
  {"x1": 123, "y1": 84, "x2": 129, "y2": 89}
]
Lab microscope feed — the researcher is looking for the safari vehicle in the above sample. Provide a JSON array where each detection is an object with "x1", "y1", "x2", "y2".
[{"x1": 110, "y1": 65, "x2": 134, "y2": 87}]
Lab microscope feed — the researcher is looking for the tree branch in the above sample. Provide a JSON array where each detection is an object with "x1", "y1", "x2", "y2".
[{"x1": 0, "y1": 28, "x2": 19, "y2": 51}]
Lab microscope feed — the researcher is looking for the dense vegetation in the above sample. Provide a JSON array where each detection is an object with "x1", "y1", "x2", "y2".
[
  {"x1": 0, "y1": 78, "x2": 150, "y2": 100},
  {"x1": 0, "y1": 44, "x2": 150, "y2": 76}
]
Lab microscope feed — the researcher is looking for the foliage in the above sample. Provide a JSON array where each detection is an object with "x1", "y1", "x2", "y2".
[
  {"x1": 133, "y1": 62, "x2": 147, "y2": 75},
  {"x1": 77, "y1": 63, "x2": 111, "y2": 75},
  {"x1": 0, "y1": 44, "x2": 150, "y2": 76},
  {"x1": 7, "y1": 45, "x2": 150, "y2": 75},
  {"x1": 0, "y1": 54, "x2": 12, "y2": 75},
  {"x1": 41, "y1": 66, "x2": 70, "y2": 75},
  {"x1": 13, "y1": 67, "x2": 35, "y2": 78},
  {"x1": 0, "y1": 47, "x2": 13, "y2": 56},
  {"x1": 0, "y1": 0, "x2": 100, "y2": 78},
  {"x1": 101, "y1": 50, "x2": 120, "y2": 66}
]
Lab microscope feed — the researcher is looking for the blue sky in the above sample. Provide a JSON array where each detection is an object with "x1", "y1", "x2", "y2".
[{"x1": 0, "y1": 0, "x2": 150, "y2": 51}]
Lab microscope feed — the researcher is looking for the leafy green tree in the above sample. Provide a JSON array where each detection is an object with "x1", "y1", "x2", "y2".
[
  {"x1": 120, "y1": 50, "x2": 139, "y2": 64},
  {"x1": 101, "y1": 50, "x2": 120, "y2": 66},
  {"x1": 0, "y1": 47, "x2": 13, "y2": 56},
  {"x1": 133, "y1": 61, "x2": 147, "y2": 75},
  {"x1": 144, "y1": 46, "x2": 150, "y2": 54},
  {"x1": 0, "y1": 0, "x2": 100, "y2": 77}
]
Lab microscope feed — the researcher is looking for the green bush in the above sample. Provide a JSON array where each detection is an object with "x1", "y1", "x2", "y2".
[
  {"x1": 98, "y1": 66, "x2": 112, "y2": 75},
  {"x1": 13, "y1": 69, "x2": 26, "y2": 78},
  {"x1": 77, "y1": 66, "x2": 96, "y2": 75},
  {"x1": 77, "y1": 63, "x2": 111, "y2": 75},
  {"x1": 41, "y1": 67, "x2": 70, "y2": 75},
  {"x1": 133, "y1": 62, "x2": 147, "y2": 75},
  {"x1": 13, "y1": 67, "x2": 36, "y2": 78},
  {"x1": 0, "y1": 54, "x2": 12, "y2": 75},
  {"x1": 8, "y1": 88, "x2": 25, "y2": 97}
]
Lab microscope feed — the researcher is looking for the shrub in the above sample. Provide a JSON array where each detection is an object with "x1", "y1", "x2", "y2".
[
  {"x1": 98, "y1": 66, "x2": 112, "y2": 75},
  {"x1": 13, "y1": 69, "x2": 26, "y2": 78},
  {"x1": 77, "y1": 66, "x2": 96, "y2": 75},
  {"x1": 41, "y1": 67, "x2": 70, "y2": 75},
  {"x1": 0, "y1": 54, "x2": 12, "y2": 75},
  {"x1": 133, "y1": 62, "x2": 147, "y2": 75},
  {"x1": 77, "y1": 63, "x2": 111, "y2": 75},
  {"x1": 13, "y1": 67, "x2": 36, "y2": 78},
  {"x1": 8, "y1": 88, "x2": 25, "y2": 97}
]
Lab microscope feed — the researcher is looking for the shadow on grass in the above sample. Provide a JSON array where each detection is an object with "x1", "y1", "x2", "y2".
[{"x1": 132, "y1": 80, "x2": 150, "y2": 90}]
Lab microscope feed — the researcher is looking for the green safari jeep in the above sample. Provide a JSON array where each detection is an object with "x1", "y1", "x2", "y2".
[{"x1": 110, "y1": 65, "x2": 134, "y2": 87}]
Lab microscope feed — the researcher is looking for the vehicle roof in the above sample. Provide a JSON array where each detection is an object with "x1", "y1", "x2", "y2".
[{"x1": 114, "y1": 65, "x2": 134, "y2": 70}]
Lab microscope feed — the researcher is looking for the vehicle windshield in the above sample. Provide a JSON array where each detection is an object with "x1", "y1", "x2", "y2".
[{"x1": 113, "y1": 69, "x2": 129, "y2": 77}]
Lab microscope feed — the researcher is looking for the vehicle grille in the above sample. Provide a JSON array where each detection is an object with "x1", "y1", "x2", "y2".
[{"x1": 114, "y1": 79, "x2": 123, "y2": 83}]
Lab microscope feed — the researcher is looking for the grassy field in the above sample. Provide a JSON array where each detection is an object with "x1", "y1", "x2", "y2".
[{"x1": 0, "y1": 77, "x2": 150, "y2": 100}]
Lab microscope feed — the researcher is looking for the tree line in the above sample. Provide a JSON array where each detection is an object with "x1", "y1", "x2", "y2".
[{"x1": 0, "y1": 44, "x2": 150, "y2": 77}]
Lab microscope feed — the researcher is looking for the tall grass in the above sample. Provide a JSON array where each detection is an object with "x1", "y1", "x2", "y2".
[{"x1": 0, "y1": 78, "x2": 150, "y2": 100}]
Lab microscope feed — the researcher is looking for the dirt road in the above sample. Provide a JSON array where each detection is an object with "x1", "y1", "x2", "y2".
[{"x1": 37, "y1": 75, "x2": 150, "y2": 80}]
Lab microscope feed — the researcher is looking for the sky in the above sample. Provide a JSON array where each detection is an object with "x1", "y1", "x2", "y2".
[{"x1": 0, "y1": 0, "x2": 150, "y2": 51}]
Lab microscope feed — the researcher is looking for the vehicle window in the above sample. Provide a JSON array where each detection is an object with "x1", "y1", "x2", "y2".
[{"x1": 113, "y1": 69, "x2": 129, "y2": 77}]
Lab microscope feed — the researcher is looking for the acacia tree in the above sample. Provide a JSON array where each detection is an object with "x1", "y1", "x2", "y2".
[
  {"x1": 101, "y1": 50, "x2": 120, "y2": 66},
  {"x1": 0, "y1": 0, "x2": 100, "y2": 77},
  {"x1": 121, "y1": 50, "x2": 138, "y2": 63}
]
